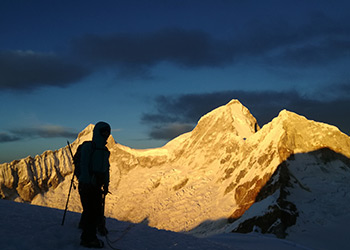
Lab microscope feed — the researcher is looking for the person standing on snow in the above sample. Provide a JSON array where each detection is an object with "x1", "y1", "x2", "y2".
[{"x1": 78, "y1": 121, "x2": 111, "y2": 248}]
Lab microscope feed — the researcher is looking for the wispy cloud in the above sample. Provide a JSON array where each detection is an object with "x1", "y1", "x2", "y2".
[
  {"x1": 271, "y1": 38, "x2": 350, "y2": 67},
  {"x1": 0, "y1": 125, "x2": 78, "y2": 143},
  {"x1": 10, "y1": 125, "x2": 78, "y2": 139},
  {"x1": 0, "y1": 132, "x2": 20, "y2": 143}
]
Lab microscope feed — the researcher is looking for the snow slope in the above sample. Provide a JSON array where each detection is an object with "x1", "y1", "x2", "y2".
[{"x1": 0, "y1": 199, "x2": 311, "y2": 250}]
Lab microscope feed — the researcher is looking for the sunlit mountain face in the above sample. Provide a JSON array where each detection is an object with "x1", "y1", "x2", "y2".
[{"x1": 1, "y1": 100, "x2": 350, "y2": 241}]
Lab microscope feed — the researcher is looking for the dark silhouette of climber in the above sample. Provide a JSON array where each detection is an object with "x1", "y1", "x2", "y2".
[{"x1": 78, "y1": 121, "x2": 111, "y2": 248}]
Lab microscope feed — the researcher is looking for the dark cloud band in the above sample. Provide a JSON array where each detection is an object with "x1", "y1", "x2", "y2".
[
  {"x1": 1, "y1": 13, "x2": 349, "y2": 91},
  {"x1": 0, "y1": 50, "x2": 90, "y2": 91},
  {"x1": 2, "y1": 13, "x2": 350, "y2": 90},
  {"x1": 71, "y1": 17, "x2": 350, "y2": 73},
  {"x1": 71, "y1": 28, "x2": 232, "y2": 71}
]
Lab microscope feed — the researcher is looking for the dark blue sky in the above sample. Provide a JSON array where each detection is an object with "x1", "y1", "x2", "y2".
[{"x1": 1, "y1": 0, "x2": 349, "y2": 163}]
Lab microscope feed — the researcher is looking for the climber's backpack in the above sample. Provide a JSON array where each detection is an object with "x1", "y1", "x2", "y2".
[{"x1": 73, "y1": 141, "x2": 95, "y2": 178}]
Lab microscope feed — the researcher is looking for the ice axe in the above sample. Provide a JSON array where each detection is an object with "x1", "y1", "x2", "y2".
[{"x1": 61, "y1": 140, "x2": 75, "y2": 226}]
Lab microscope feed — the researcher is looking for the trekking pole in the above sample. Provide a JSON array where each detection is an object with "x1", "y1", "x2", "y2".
[
  {"x1": 61, "y1": 140, "x2": 75, "y2": 226},
  {"x1": 101, "y1": 189, "x2": 108, "y2": 231}
]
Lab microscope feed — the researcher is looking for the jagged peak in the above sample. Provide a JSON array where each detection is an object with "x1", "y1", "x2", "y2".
[
  {"x1": 276, "y1": 109, "x2": 343, "y2": 133},
  {"x1": 277, "y1": 109, "x2": 308, "y2": 121},
  {"x1": 226, "y1": 99, "x2": 244, "y2": 106},
  {"x1": 199, "y1": 99, "x2": 251, "y2": 120},
  {"x1": 194, "y1": 99, "x2": 259, "y2": 138},
  {"x1": 278, "y1": 109, "x2": 294, "y2": 117},
  {"x1": 263, "y1": 109, "x2": 350, "y2": 158},
  {"x1": 77, "y1": 124, "x2": 94, "y2": 139}
]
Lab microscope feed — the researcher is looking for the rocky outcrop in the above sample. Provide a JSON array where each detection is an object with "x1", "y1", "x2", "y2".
[
  {"x1": 227, "y1": 147, "x2": 350, "y2": 238},
  {"x1": 0, "y1": 124, "x2": 96, "y2": 202},
  {"x1": 230, "y1": 160, "x2": 298, "y2": 238},
  {"x1": 0, "y1": 148, "x2": 71, "y2": 202}
]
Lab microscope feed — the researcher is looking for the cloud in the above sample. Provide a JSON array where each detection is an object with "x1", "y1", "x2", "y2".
[
  {"x1": 69, "y1": 15, "x2": 350, "y2": 78},
  {"x1": 272, "y1": 38, "x2": 350, "y2": 67},
  {"x1": 2, "y1": 125, "x2": 78, "y2": 143},
  {"x1": 0, "y1": 132, "x2": 20, "y2": 143},
  {"x1": 149, "y1": 123, "x2": 194, "y2": 140},
  {"x1": 71, "y1": 28, "x2": 232, "y2": 71},
  {"x1": 314, "y1": 81, "x2": 350, "y2": 101},
  {"x1": 142, "y1": 93, "x2": 236, "y2": 125},
  {"x1": 0, "y1": 50, "x2": 90, "y2": 91},
  {"x1": 2, "y1": 13, "x2": 349, "y2": 90},
  {"x1": 231, "y1": 14, "x2": 350, "y2": 68},
  {"x1": 142, "y1": 87, "x2": 350, "y2": 140}
]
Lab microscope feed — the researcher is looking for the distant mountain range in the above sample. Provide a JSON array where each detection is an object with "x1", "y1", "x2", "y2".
[{"x1": 1, "y1": 99, "x2": 349, "y2": 240}]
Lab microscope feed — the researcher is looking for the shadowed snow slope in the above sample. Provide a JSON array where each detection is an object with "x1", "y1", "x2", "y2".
[
  {"x1": 0, "y1": 199, "x2": 309, "y2": 250},
  {"x1": 1, "y1": 99, "x2": 350, "y2": 249}
]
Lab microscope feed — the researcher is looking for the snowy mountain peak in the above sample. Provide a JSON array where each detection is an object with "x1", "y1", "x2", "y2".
[
  {"x1": 76, "y1": 124, "x2": 94, "y2": 140},
  {"x1": 71, "y1": 123, "x2": 117, "y2": 152},
  {"x1": 275, "y1": 109, "x2": 350, "y2": 157},
  {"x1": 195, "y1": 99, "x2": 259, "y2": 139}
]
